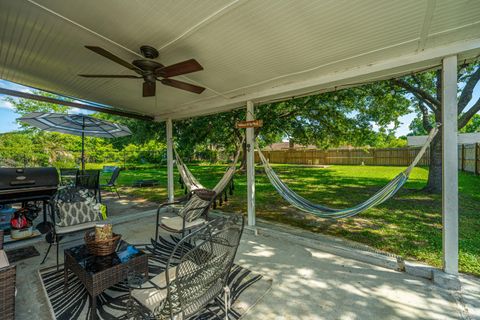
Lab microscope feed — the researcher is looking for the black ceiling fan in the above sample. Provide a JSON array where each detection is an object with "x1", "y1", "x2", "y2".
[{"x1": 79, "y1": 45, "x2": 205, "y2": 97}]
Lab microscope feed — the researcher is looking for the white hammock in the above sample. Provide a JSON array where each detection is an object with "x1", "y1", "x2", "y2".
[
  {"x1": 257, "y1": 126, "x2": 438, "y2": 219},
  {"x1": 174, "y1": 139, "x2": 244, "y2": 195}
]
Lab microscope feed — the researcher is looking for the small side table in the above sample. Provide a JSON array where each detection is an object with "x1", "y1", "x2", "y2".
[{"x1": 64, "y1": 241, "x2": 148, "y2": 320}]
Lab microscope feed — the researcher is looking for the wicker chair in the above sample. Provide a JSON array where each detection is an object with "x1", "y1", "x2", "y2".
[
  {"x1": 155, "y1": 189, "x2": 217, "y2": 240},
  {"x1": 0, "y1": 230, "x2": 16, "y2": 320},
  {"x1": 130, "y1": 214, "x2": 244, "y2": 320}
]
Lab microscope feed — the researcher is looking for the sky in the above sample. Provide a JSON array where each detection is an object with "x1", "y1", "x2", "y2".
[
  {"x1": 0, "y1": 79, "x2": 478, "y2": 137},
  {"x1": 0, "y1": 79, "x2": 93, "y2": 132},
  {"x1": 0, "y1": 80, "x2": 31, "y2": 132}
]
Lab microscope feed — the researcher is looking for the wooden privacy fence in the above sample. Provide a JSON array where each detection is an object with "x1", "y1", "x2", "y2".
[
  {"x1": 255, "y1": 143, "x2": 480, "y2": 174},
  {"x1": 459, "y1": 143, "x2": 480, "y2": 174}
]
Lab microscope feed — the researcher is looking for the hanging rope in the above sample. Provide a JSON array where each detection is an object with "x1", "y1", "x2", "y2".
[{"x1": 256, "y1": 125, "x2": 439, "y2": 219}]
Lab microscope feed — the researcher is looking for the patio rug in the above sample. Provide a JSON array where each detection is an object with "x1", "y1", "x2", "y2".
[
  {"x1": 6, "y1": 245, "x2": 40, "y2": 263},
  {"x1": 38, "y1": 236, "x2": 272, "y2": 320}
]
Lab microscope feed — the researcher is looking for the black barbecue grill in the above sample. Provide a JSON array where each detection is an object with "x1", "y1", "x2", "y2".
[{"x1": 0, "y1": 167, "x2": 59, "y2": 233}]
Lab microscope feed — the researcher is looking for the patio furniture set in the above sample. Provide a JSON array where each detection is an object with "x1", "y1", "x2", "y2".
[
  {"x1": 0, "y1": 153, "x2": 242, "y2": 320},
  {"x1": 43, "y1": 178, "x2": 241, "y2": 320}
]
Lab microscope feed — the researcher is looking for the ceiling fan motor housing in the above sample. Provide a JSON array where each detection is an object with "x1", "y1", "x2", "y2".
[
  {"x1": 132, "y1": 59, "x2": 163, "y2": 72},
  {"x1": 140, "y1": 45, "x2": 159, "y2": 59}
]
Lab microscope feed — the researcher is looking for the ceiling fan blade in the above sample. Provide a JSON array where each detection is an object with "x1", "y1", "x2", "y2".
[
  {"x1": 155, "y1": 59, "x2": 203, "y2": 78},
  {"x1": 143, "y1": 81, "x2": 156, "y2": 97},
  {"x1": 85, "y1": 46, "x2": 140, "y2": 71},
  {"x1": 160, "y1": 79, "x2": 205, "y2": 94},
  {"x1": 78, "y1": 74, "x2": 141, "y2": 78}
]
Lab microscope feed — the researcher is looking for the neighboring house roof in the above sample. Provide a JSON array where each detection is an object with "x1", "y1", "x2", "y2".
[{"x1": 263, "y1": 142, "x2": 317, "y2": 151}]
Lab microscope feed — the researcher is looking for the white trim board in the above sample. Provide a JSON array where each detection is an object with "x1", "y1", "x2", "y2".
[{"x1": 408, "y1": 132, "x2": 480, "y2": 146}]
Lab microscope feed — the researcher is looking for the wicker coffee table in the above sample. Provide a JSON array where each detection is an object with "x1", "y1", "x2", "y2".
[{"x1": 63, "y1": 241, "x2": 148, "y2": 320}]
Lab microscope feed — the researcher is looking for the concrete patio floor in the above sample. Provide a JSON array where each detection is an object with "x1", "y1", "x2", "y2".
[{"x1": 7, "y1": 207, "x2": 480, "y2": 320}]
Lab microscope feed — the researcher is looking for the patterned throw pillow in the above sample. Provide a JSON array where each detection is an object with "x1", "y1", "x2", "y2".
[
  {"x1": 56, "y1": 202, "x2": 101, "y2": 227},
  {"x1": 55, "y1": 188, "x2": 102, "y2": 227},
  {"x1": 179, "y1": 194, "x2": 210, "y2": 222}
]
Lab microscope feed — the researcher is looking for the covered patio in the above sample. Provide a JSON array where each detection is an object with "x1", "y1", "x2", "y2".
[
  {"x1": 1, "y1": 0, "x2": 480, "y2": 319},
  {"x1": 12, "y1": 209, "x2": 480, "y2": 319}
]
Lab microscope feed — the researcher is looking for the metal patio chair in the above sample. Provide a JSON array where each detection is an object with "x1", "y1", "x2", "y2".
[
  {"x1": 155, "y1": 188, "x2": 217, "y2": 240},
  {"x1": 100, "y1": 166, "x2": 121, "y2": 199},
  {"x1": 76, "y1": 169, "x2": 101, "y2": 202},
  {"x1": 129, "y1": 214, "x2": 245, "y2": 320},
  {"x1": 40, "y1": 187, "x2": 106, "y2": 270},
  {"x1": 59, "y1": 168, "x2": 79, "y2": 187}
]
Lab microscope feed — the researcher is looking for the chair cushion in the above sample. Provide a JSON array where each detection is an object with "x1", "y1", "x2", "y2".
[
  {"x1": 161, "y1": 216, "x2": 206, "y2": 232},
  {"x1": 0, "y1": 250, "x2": 9, "y2": 268},
  {"x1": 131, "y1": 265, "x2": 177, "y2": 313},
  {"x1": 178, "y1": 194, "x2": 210, "y2": 222},
  {"x1": 56, "y1": 202, "x2": 101, "y2": 227},
  {"x1": 132, "y1": 260, "x2": 198, "y2": 313},
  {"x1": 55, "y1": 221, "x2": 97, "y2": 234}
]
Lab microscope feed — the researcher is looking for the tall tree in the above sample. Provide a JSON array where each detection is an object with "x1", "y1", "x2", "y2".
[
  {"x1": 392, "y1": 61, "x2": 480, "y2": 193},
  {"x1": 93, "y1": 112, "x2": 165, "y2": 148},
  {"x1": 173, "y1": 88, "x2": 411, "y2": 168}
]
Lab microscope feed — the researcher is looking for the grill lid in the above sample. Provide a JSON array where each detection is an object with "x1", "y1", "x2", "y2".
[{"x1": 0, "y1": 167, "x2": 59, "y2": 191}]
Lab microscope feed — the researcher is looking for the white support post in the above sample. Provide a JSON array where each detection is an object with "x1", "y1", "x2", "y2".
[
  {"x1": 246, "y1": 101, "x2": 256, "y2": 227},
  {"x1": 442, "y1": 55, "x2": 458, "y2": 275},
  {"x1": 166, "y1": 118, "x2": 174, "y2": 203}
]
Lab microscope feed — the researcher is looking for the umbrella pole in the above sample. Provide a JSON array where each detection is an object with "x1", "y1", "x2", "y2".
[{"x1": 81, "y1": 117, "x2": 85, "y2": 171}]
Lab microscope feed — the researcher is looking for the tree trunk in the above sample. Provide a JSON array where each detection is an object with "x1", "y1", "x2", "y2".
[
  {"x1": 425, "y1": 133, "x2": 442, "y2": 193},
  {"x1": 423, "y1": 70, "x2": 443, "y2": 193},
  {"x1": 239, "y1": 141, "x2": 247, "y2": 171}
]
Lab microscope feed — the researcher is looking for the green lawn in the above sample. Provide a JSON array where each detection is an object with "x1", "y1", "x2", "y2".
[{"x1": 103, "y1": 164, "x2": 480, "y2": 276}]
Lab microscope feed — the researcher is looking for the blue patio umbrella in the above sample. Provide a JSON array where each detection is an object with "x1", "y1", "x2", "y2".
[{"x1": 18, "y1": 112, "x2": 131, "y2": 170}]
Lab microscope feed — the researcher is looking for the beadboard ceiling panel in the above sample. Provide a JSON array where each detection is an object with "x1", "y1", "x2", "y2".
[{"x1": 0, "y1": 0, "x2": 479, "y2": 120}]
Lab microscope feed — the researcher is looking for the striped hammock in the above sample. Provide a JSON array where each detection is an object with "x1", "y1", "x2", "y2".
[
  {"x1": 256, "y1": 126, "x2": 438, "y2": 219},
  {"x1": 174, "y1": 139, "x2": 244, "y2": 198}
]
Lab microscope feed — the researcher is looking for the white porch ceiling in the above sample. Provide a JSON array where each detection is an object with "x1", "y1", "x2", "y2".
[{"x1": 1, "y1": 0, "x2": 480, "y2": 121}]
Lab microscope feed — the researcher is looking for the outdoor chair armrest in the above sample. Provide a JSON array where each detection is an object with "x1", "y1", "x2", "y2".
[
  {"x1": 181, "y1": 203, "x2": 212, "y2": 221},
  {"x1": 157, "y1": 192, "x2": 196, "y2": 210},
  {"x1": 145, "y1": 279, "x2": 167, "y2": 290},
  {"x1": 158, "y1": 201, "x2": 183, "y2": 210},
  {"x1": 155, "y1": 201, "x2": 184, "y2": 240},
  {"x1": 46, "y1": 199, "x2": 56, "y2": 224},
  {"x1": 175, "y1": 194, "x2": 191, "y2": 203}
]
